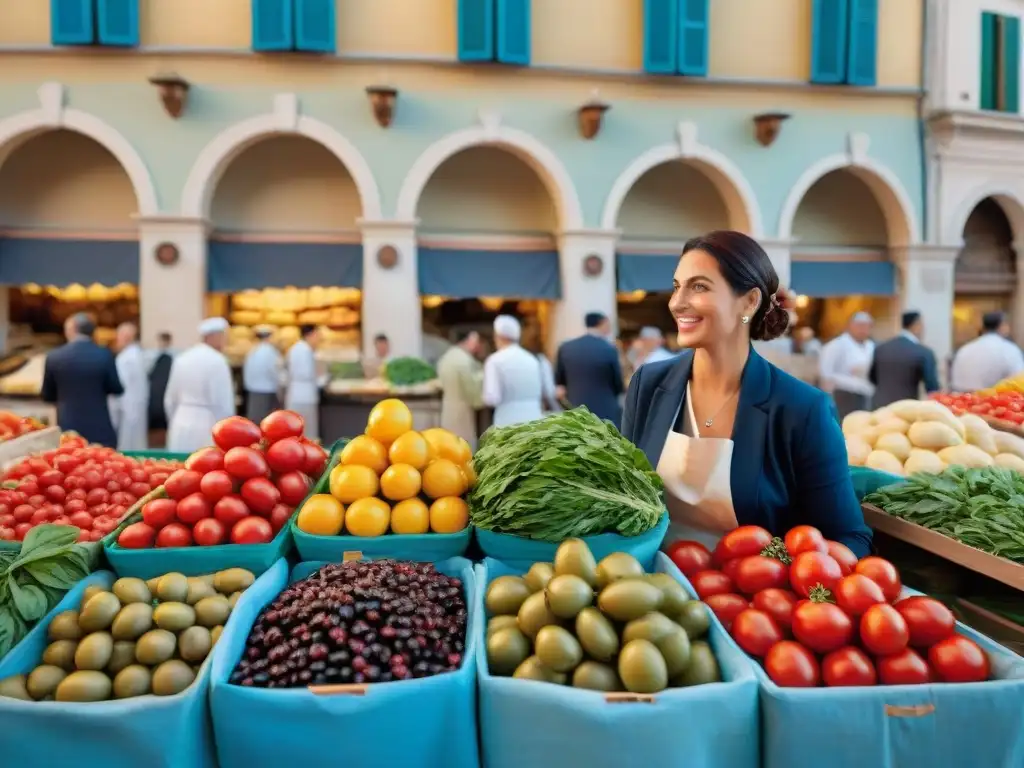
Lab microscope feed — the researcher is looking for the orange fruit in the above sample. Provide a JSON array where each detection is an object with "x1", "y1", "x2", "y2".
[
  {"x1": 380, "y1": 463, "x2": 422, "y2": 501},
  {"x1": 340, "y1": 435, "x2": 389, "y2": 475},
  {"x1": 461, "y1": 461, "x2": 477, "y2": 489},
  {"x1": 454, "y1": 437, "x2": 473, "y2": 465},
  {"x1": 429, "y1": 496, "x2": 469, "y2": 534},
  {"x1": 329, "y1": 464, "x2": 379, "y2": 504},
  {"x1": 391, "y1": 498, "x2": 430, "y2": 534},
  {"x1": 295, "y1": 494, "x2": 344, "y2": 536},
  {"x1": 421, "y1": 459, "x2": 468, "y2": 499},
  {"x1": 344, "y1": 497, "x2": 390, "y2": 537},
  {"x1": 421, "y1": 428, "x2": 462, "y2": 463},
  {"x1": 388, "y1": 431, "x2": 432, "y2": 471},
  {"x1": 366, "y1": 399, "x2": 413, "y2": 446}
]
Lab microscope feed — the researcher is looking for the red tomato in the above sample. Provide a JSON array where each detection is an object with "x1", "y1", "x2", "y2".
[
  {"x1": 231, "y1": 515, "x2": 274, "y2": 544},
  {"x1": 792, "y1": 600, "x2": 854, "y2": 654},
  {"x1": 690, "y1": 570, "x2": 735, "y2": 600},
  {"x1": 704, "y1": 593, "x2": 749, "y2": 630},
  {"x1": 877, "y1": 647, "x2": 931, "y2": 685},
  {"x1": 854, "y1": 557, "x2": 902, "y2": 602},
  {"x1": 164, "y1": 469, "x2": 203, "y2": 501},
  {"x1": 826, "y1": 541, "x2": 858, "y2": 575},
  {"x1": 268, "y1": 503, "x2": 294, "y2": 533},
  {"x1": 193, "y1": 518, "x2": 227, "y2": 546},
  {"x1": 69, "y1": 511, "x2": 93, "y2": 530},
  {"x1": 733, "y1": 555, "x2": 789, "y2": 595},
  {"x1": 301, "y1": 441, "x2": 329, "y2": 478},
  {"x1": 141, "y1": 498, "x2": 178, "y2": 529},
  {"x1": 713, "y1": 525, "x2": 773, "y2": 565},
  {"x1": 822, "y1": 647, "x2": 877, "y2": 687},
  {"x1": 721, "y1": 557, "x2": 743, "y2": 583},
  {"x1": 212, "y1": 416, "x2": 262, "y2": 452},
  {"x1": 12, "y1": 504, "x2": 33, "y2": 523},
  {"x1": 894, "y1": 596, "x2": 956, "y2": 648},
  {"x1": 265, "y1": 437, "x2": 307, "y2": 474},
  {"x1": 176, "y1": 493, "x2": 213, "y2": 525},
  {"x1": 764, "y1": 640, "x2": 820, "y2": 688},
  {"x1": 784, "y1": 525, "x2": 828, "y2": 556},
  {"x1": 117, "y1": 521, "x2": 156, "y2": 549},
  {"x1": 186, "y1": 447, "x2": 225, "y2": 474},
  {"x1": 666, "y1": 539, "x2": 712, "y2": 577},
  {"x1": 85, "y1": 488, "x2": 109, "y2": 507},
  {"x1": 14, "y1": 522, "x2": 31, "y2": 540},
  {"x1": 731, "y1": 608, "x2": 783, "y2": 657},
  {"x1": 260, "y1": 410, "x2": 305, "y2": 443},
  {"x1": 276, "y1": 471, "x2": 312, "y2": 507},
  {"x1": 834, "y1": 573, "x2": 886, "y2": 617},
  {"x1": 860, "y1": 603, "x2": 910, "y2": 656},
  {"x1": 156, "y1": 522, "x2": 193, "y2": 548},
  {"x1": 200, "y1": 470, "x2": 235, "y2": 502},
  {"x1": 752, "y1": 588, "x2": 798, "y2": 631},
  {"x1": 790, "y1": 551, "x2": 842, "y2": 598},
  {"x1": 224, "y1": 447, "x2": 269, "y2": 480},
  {"x1": 928, "y1": 635, "x2": 990, "y2": 683},
  {"x1": 214, "y1": 495, "x2": 251, "y2": 527},
  {"x1": 240, "y1": 477, "x2": 280, "y2": 516}
]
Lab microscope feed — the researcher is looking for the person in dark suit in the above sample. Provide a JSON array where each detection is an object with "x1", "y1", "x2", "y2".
[
  {"x1": 555, "y1": 312, "x2": 624, "y2": 426},
  {"x1": 869, "y1": 311, "x2": 941, "y2": 407},
  {"x1": 41, "y1": 313, "x2": 124, "y2": 447},
  {"x1": 148, "y1": 331, "x2": 174, "y2": 433},
  {"x1": 622, "y1": 231, "x2": 872, "y2": 557}
]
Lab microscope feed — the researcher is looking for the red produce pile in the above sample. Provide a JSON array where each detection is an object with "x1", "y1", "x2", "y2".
[
  {"x1": 667, "y1": 525, "x2": 992, "y2": 687},
  {"x1": 117, "y1": 411, "x2": 328, "y2": 550},
  {"x1": 0, "y1": 433, "x2": 183, "y2": 543}
]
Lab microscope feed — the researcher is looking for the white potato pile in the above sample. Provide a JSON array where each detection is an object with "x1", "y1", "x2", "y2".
[{"x1": 843, "y1": 399, "x2": 1024, "y2": 476}]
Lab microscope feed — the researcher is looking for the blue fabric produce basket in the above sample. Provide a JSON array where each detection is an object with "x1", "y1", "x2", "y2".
[
  {"x1": 849, "y1": 465, "x2": 905, "y2": 500},
  {"x1": 0, "y1": 562, "x2": 281, "y2": 767},
  {"x1": 474, "y1": 511, "x2": 669, "y2": 570},
  {"x1": 476, "y1": 554, "x2": 759, "y2": 768},
  {"x1": 208, "y1": 556, "x2": 480, "y2": 768}
]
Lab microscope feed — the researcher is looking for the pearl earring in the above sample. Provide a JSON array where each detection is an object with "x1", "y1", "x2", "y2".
[{"x1": 741, "y1": 316, "x2": 750, "y2": 324}]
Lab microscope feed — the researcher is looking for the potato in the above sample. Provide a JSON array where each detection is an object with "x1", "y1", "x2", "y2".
[
  {"x1": 903, "y1": 449, "x2": 945, "y2": 475},
  {"x1": 994, "y1": 431, "x2": 1024, "y2": 460},
  {"x1": 865, "y1": 449, "x2": 904, "y2": 475},
  {"x1": 995, "y1": 453, "x2": 1024, "y2": 473},
  {"x1": 938, "y1": 444, "x2": 995, "y2": 469},
  {"x1": 875, "y1": 432, "x2": 912, "y2": 462},
  {"x1": 846, "y1": 436, "x2": 872, "y2": 467},
  {"x1": 959, "y1": 413, "x2": 998, "y2": 455},
  {"x1": 874, "y1": 416, "x2": 910, "y2": 435},
  {"x1": 907, "y1": 421, "x2": 963, "y2": 451},
  {"x1": 887, "y1": 400, "x2": 923, "y2": 422},
  {"x1": 842, "y1": 411, "x2": 874, "y2": 437},
  {"x1": 913, "y1": 401, "x2": 967, "y2": 440}
]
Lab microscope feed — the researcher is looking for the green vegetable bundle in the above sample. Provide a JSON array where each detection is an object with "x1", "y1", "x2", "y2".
[
  {"x1": 0, "y1": 525, "x2": 91, "y2": 658},
  {"x1": 382, "y1": 357, "x2": 437, "y2": 386},
  {"x1": 469, "y1": 408, "x2": 664, "y2": 541},
  {"x1": 863, "y1": 466, "x2": 1024, "y2": 563}
]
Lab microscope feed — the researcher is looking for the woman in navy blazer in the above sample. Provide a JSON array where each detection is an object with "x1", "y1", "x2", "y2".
[{"x1": 622, "y1": 231, "x2": 872, "y2": 557}]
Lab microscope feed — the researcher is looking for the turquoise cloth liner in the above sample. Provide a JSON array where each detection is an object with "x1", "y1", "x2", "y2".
[{"x1": 850, "y1": 465, "x2": 906, "y2": 500}]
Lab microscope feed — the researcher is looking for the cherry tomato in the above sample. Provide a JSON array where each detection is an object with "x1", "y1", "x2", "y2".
[
  {"x1": 176, "y1": 493, "x2": 213, "y2": 525},
  {"x1": 928, "y1": 635, "x2": 990, "y2": 683},
  {"x1": 200, "y1": 470, "x2": 235, "y2": 502},
  {"x1": 240, "y1": 477, "x2": 280, "y2": 517},
  {"x1": 141, "y1": 498, "x2": 178, "y2": 529},
  {"x1": 117, "y1": 521, "x2": 156, "y2": 549},
  {"x1": 231, "y1": 515, "x2": 274, "y2": 544},
  {"x1": 156, "y1": 522, "x2": 193, "y2": 548},
  {"x1": 164, "y1": 469, "x2": 203, "y2": 501},
  {"x1": 785, "y1": 525, "x2": 828, "y2": 556},
  {"x1": 764, "y1": 640, "x2": 820, "y2": 688},
  {"x1": 704, "y1": 593, "x2": 749, "y2": 630},
  {"x1": 834, "y1": 573, "x2": 886, "y2": 617},
  {"x1": 690, "y1": 570, "x2": 735, "y2": 600},
  {"x1": 666, "y1": 539, "x2": 713, "y2": 577},
  {"x1": 224, "y1": 447, "x2": 269, "y2": 480},
  {"x1": 193, "y1": 517, "x2": 227, "y2": 546},
  {"x1": 69, "y1": 511, "x2": 93, "y2": 530},
  {"x1": 265, "y1": 437, "x2": 307, "y2": 474},
  {"x1": 301, "y1": 441, "x2": 329, "y2": 478},
  {"x1": 822, "y1": 647, "x2": 877, "y2": 687},
  {"x1": 268, "y1": 503, "x2": 294, "y2": 533},
  {"x1": 790, "y1": 551, "x2": 842, "y2": 598},
  {"x1": 731, "y1": 608, "x2": 783, "y2": 657},
  {"x1": 713, "y1": 525, "x2": 773, "y2": 565},
  {"x1": 214, "y1": 495, "x2": 251, "y2": 527},
  {"x1": 752, "y1": 588, "x2": 798, "y2": 632},
  {"x1": 854, "y1": 557, "x2": 902, "y2": 602},
  {"x1": 260, "y1": 410, "x2": 305, "y2": 443},
  {"x1": 733, "y1": 555, "x2": 790, "y2": 595},
  {"x1": 894, "y1": 596, "x2": 956, "y2": 648},
  {"x1": 276, "y1": 471, "x2": 312, "y2": 507},
  {"x1": 186, "y1": 447, "x2": 225, "y2": 474},
  {"x1": 792, "y1": 600, "x2": 853, "y2": 654},
  {"x1": 877, "y1": 647, "x2": 931, "y2": 685},
  {"x1": 212, "y1": 416, "x2": 262, "y2": 452},
  {"x1": 860, "y1": 603, "x2": 909, "y2": 656},
  {"x1": 826, "y1": 541, "x2": 858, "y2": 575}
]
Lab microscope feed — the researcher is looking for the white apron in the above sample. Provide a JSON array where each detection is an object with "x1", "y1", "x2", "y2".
[
  {"x1": 657, "y1": 384, "x2": 739, "y2": 551},
  {"x1": 167, "y1": 404, "x2": 219, "y2": 454}
]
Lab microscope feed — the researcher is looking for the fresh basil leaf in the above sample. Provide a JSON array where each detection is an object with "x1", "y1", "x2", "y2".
[
  {"x1": 8, "y1": 578, "x2": 47, "y2": 622},
  {"x1": 19, "y1": 524, "x2": 78, "y2": 556}
]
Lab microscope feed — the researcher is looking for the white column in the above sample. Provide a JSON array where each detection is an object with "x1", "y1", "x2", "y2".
[
  {"x1": 759, "y1": 238, "x2": 793, "y2": 289},
  {"x1": 896, "y1": 245, "x2": 959, "y2": 381},
  {"x1": 550, "y1": 229, "x2": 620, "y2": 354},
  {"x1": 358, "y1": 219, "x2": 421, "y2": 358},
  {"x1": 136, "y1": 216, "x2": 209, "y2": 349}
]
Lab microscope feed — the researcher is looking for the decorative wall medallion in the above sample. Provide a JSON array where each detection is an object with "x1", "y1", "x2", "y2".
[
  {"x1": 377, "y1": 245, "x2": 399, "y2": 269},
  {"x1": 583, "y1": 254, "x2": 604, "y2": 277},
  {"x1": 155, "y1": 242, "x2": 179, "y2": 266}
]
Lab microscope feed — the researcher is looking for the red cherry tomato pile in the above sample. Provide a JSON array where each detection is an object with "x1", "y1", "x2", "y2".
[
  {"x1": 0, "y1": 433, "x2": 182, "y2": 543},
  {"x1": 0, "y1": 411, "x2": 47, "y2": 443},
  {"x1": 667, "y1": 524, "x2": 992, "y2": 688},
  {"x1": 117, "y1": 411, "x2": 328, "y2": 550},
  {"x1": 931, "y1": 392, "x2": 1024, "y2": 426}
]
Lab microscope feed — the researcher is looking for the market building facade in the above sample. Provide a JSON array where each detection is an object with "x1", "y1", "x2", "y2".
[{"x1": 0, "y1": 0, "x2": 926, "y2": 365}]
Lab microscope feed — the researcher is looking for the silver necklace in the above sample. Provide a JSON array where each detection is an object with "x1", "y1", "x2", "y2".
[{"x1": 699, "y1": 389, "x2": 740, "y2": 429}]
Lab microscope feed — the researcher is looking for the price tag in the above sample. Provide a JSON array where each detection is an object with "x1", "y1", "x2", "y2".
[
  {"x1": 309, "y1": 683, "x2": 369, "y2": 697},
  {"x1": 885, "y1": 704, "x2": 935, "y2": 718},
  {"x1": 343, "y1": 551, "x2": 363, "y2": 562},
  {"x1": 603, "y1": 692, "x2": 656, "y2": 704}
]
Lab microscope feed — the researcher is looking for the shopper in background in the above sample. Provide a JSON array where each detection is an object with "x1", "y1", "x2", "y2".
[
  {"x1": 243, "y1": 326, "x2": 283, "y2": 424},
  {"x1": 869, "y1": 311, "x2": 940, "y2": 407},
  {"x1": 286, "y1": 324, "x2": 328, "y2": 440},
  {"x1": 41, "y1": 312, "x2": 123, "y2": 447},
  {"x1": 363, "y1": 332, "x2": 392, "y2": 379},
  {"x1": 436, "y1": 329, "x2": 484, "y2": 448},
  {"x1": 950, "y1": 311, "x2": 1024, "y2": 392},
  {"x1": 635, "y1": 326, "x2": 675, "y2": 367},
  {"x1": 818, "y1": 311, "x2": 875, "y2": 418},
  {"x1": 147, "y1": 331, "x2": 174, "y2": 445},
  {"x1": 482, "y1": 315, "x2": 544, "y2": 427},
  {"x1": 164, "y1": 317, "x2": 235, "y2": 453},
  {"x1": 554, "y1": 312, "x2": 624, "y2": 427},
  {"x1": 110, "y1": 322, "x2": 149, "y2": 451}
]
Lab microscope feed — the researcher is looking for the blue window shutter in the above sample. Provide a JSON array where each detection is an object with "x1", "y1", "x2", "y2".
[
  {"x1": 97, "y1": 0, "x2": 139, "y2": 47},
  {"x1": 810, "y1": 0, "x2": 848, "y2": 84},
  {"x1": 677, "y1": 0, "x2": 709, "y2": 76},
  {"x1": 295, "y1": 0, "x2": 335, "y2": 53},
  {"x1": 50, "y1": 0, "x2": 94, "y2": 45},
  {"x1": 457, "y1": 0, "x2": 494, "y2": 62},
  {"x1": 846, "y1": 0, "x2": 877, "y2": 85},
  {"x1": 496, "y1": 0, "x2": 530, "y2": 65},
  {"x1": 1002, "y1": 15, "x2": 1021, "y2": 112},
  {"x1": 980, "y1": 13, "x2": 998, "y2": 110},
  {"x1": 252, "y1": 0, "x2": 293, "y2": 51},
  {"x1": 643, "y1": 0, "x2": 678, "y2": 74}
]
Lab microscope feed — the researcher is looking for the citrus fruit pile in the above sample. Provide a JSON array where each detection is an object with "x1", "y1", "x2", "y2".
[{"x1": 295, "y1": 398, "x2": 473, "y2": 538}]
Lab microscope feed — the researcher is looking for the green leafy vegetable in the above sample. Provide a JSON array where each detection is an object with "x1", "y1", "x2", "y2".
[
  {"x1": 382, "y1": 357, "x2": 437, "y2": 386},
  {"x1": 468, "y1": 407, "x2": 664, "y2": 541}
]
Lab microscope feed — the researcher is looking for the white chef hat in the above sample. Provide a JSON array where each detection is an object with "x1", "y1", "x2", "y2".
[
  {"x1": 851, "y1": 312, "x2": 874, "y2": 325},
  {"x1": 639, "y1": 326, "x2": 663, "y2": 340},
  {"x1": 493, "y1": 314, "x2": 521, "y2": 342},
  {"x1": 198, "y1": 317, "x2": 229, "y2": 337}
]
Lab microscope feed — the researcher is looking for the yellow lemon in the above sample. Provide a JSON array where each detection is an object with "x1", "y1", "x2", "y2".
[
  {"x1": 295, "y1": 494, "x2": 345, "y2": 536},
  {"x1": 388, "y1": 431, "x2": 432, "y2": 471},
  {"x1": 421, "y1": 459, "x2": 468, "y2": 499},
  {"x1": 390, "y1": 498, "x2": 430, "y2": 535},
  {"x1": 429, "y1": 496, "x2": 469, "y2": 534},
  {"x1": 344, "y1": 497, "x2": 391, "y2": 537},
  {"x1": 421, "y1": 428, "x2": 462, "y2": 463},
  {"x1": 340, "y1": 435, "x2": 389, "y2": 475},
  {"x1": 329, "y1": 464, "x2": 379, "y2": 504},
  {"x1": 380, "y1": 463, "x2": 422, "y2": 501},
  {"x1": 461, "y1": 461, "x2": 477, "y2": 489},
  {"x1": 366, "y1": 399, "x2": 413, "y2": 446}
]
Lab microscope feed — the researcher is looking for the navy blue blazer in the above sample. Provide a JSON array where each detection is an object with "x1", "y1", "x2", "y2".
[
  {"x1": 622, "y1": 349, "x2": 872, "y2": 557},
  {"x1": 555, "y1": 334, "x2": 624, "y2": 426},
  {"x1": 41, "y1": 339, "x2": 124, "y2": 448}
]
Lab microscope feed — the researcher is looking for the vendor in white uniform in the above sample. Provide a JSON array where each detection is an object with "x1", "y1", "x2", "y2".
[
  {"x1": 482, "y1": 315, "x2": 544, "y2": 428},
  {"x1": 109, "y1": 322, "x2": 149, "y2": 451},
  {"x1": 620, "y1": 231, "x2": 872, "y2": 557}
]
